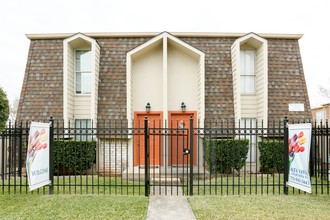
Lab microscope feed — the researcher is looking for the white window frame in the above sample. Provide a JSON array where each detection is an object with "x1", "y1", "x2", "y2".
[
  {"x1": 75, "y1": 49, "x2": 92, "y2": 95},
  {"x1": 240, "y1": 50, "x2": 256, "y2": 94}
]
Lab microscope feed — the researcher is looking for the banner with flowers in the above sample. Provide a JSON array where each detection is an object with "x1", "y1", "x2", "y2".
[
  {"x1": 287, "y1": 123, "x2": 312, "y2": 193},
  {"x1": 26, "y1": 122, "x2": 51, "y2": 191}
]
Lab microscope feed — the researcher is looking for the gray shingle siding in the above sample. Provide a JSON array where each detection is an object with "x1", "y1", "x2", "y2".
[{"x1": 17, "y1": 35, "x2": 311, "y2": 122}]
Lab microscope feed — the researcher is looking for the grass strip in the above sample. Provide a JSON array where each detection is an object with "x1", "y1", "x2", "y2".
[
  {"x1": 188, "y1": 194, "x2": 330, "y2": 220},
  {"x1": 0, "y1": 194, "x2": 148, "y2": 220}
]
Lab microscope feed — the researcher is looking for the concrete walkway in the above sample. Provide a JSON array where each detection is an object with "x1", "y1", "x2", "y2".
[{"x1": 146, "y1": 187, "x2": 196, "y2": 220}]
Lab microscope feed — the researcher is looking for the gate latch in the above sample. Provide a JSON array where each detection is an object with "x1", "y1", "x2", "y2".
[{"x1": 183, "y1": 149, "x2": 190, "y2": 155}]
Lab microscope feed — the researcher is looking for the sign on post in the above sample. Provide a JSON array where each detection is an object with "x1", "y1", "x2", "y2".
[
  {"x1": 26, "y1": 122, "x2": 51, "y2": 191},
  {"x1": 287, "y1": 123, "x2": 312, "y2": 193}
]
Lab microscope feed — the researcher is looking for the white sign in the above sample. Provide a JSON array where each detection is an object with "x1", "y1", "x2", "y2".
[
  {"x1": 289, "y1": 103, "x2": 304, "y2": 112},
  {"x1": 287, "y1": 123, "x2": 312, "y2": 193},
  {"x1": 26, "y1": 122, "x2": 51, "y2": 191}
]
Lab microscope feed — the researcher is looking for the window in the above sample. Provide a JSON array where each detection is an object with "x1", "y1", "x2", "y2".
[
  {"x1": 240, "y1": 50, "x2": 256, "y2": 94},
  {"x1": 75, "y1": 50, "x2": 91, "y2": 94},
  {"x1": 75, "y1": 119, "x2": 92, "y2": 140},
  {"x1": 241, "y1": 118, "x2": 257, "y2": 162}
]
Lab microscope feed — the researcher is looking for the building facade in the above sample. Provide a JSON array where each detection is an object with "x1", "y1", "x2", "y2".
[
  {"x1": 17, "y1": 31, "x2": 311, "y2": 124},
  {"x1": 16, "y1": 32, "x2": 312, "y2": 172}
]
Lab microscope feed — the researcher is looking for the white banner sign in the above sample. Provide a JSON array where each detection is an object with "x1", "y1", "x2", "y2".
[
  {"x1": 26, "y1": 122, "x2": 51, "y2": 191},
  {"x1": 288, "y1": 123, "x2": 312, "y2": 193},
  {"x1": 288, "y1": 103, "x2": 304, "y2": 112}
]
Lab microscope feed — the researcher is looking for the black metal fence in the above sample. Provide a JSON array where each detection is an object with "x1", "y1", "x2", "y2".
[{"x1": 1, "y1": 118, "x2": 329, "y2": 196}]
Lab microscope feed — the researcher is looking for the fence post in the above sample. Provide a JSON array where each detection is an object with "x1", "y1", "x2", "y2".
[
  {"x1": 18, "y1": 122, "x2": 23, "y2": 177},
  {"x1": 13, "y1": 122, "x2": 17, "y2": 179},
  {"x1": 144, "y1": 117, "x2": 149, "y2": 197},
  {"x1": 1, "y1": 131, "x2": 4, "y2": 180},
  {"x1": 283, "y1": 116, "x2": 289, "y2": 195},
  {"x1": 189, "y1": 116, "x2": 194, "y2": 196},
  {"x1": 49, "y1": 117, "x2": 54, "y2": 195},
  {"x1": 309, "y1": 124, "x2": 315, "y2": 177}
]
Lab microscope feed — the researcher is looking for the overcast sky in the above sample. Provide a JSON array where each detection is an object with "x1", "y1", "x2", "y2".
[{"x1": 1, "y1": 0, "x2": 329, "y2": 108}]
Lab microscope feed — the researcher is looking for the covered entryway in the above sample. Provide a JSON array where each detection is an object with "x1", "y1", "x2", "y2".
[{"x1": 126, "y1": 32, "x2": 205, "y2": 170}]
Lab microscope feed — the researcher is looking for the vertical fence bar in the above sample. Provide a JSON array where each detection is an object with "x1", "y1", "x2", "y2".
[
  {"x1": 326, "y1": 120, "x2": 329, "y2": 194},
  {"x1": 108, "y1": 120, "x2": 111, "y2": 195},
  {"x1": 321, "y1": 122, "x2": 324, "y2": 194},
  {"x1": 144, "y1": 117, "x2": 149, "y2": 196},
  {"x1": 158, "y1": 120, "x2": 162, "y2": 196},
  {"x1": 165, "y1": 120, "x2": 168, "y2": 195},
  {"x1": 215, "y1": 119, "x2": 218, "y2": 196},
  {"x1": 13, "y1": 122, "x2": 17, "y2": 194},
  {"x1": 13, "y1": 122, "x2": 19, "y2": 194},
  {"x1": 315, "y1": 122, "x2": 319, "y2": 194},
  {"x1": 310, "y1": 123, "x2": 315, "y2": 177},
  {"x1": 189, "y1": 116, "x2": 194, "y2": 196},
  {"x1": 49, "y1": 117, "x2": 54, "y2": 195},
  {"x1": 132, "y1": 120, "x2": 136, "y2": 195},
  {"x1": 196, "y1": 120, "x2": 200, "y2": 195},
  {"x1": 18, "y1": 123, "x2": 22, "y2": 178},
  {"x1": 8, "y1": 121, "x2": 11, "y2": 194},
  {"x1": 176, "y1": 120, "x2": 179, "y2": 196},
  {"x1": 1, "y1": 131, "x2": 5, "y2": 181},
  {"x1": 24, "y1": 121, "x2": 28, "y2": 194},
  {"x1": 283, "y1": 117, "x2": 289, "y2": 195},
  {"x1": 137, "y1": 120, "x2": 141, "y2": 195},
  {"x1": 1, "y1": 129, "x2": 5, "y2": 195}
]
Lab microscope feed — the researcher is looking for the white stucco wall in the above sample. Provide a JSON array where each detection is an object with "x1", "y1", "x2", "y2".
[
  {"x1": 127, "y1": 32, "x2": 205, "y2": 123},
  {"x1": 167, "y1": 44, "x2": 199, "y2": 112},
  {"x1": 132, "y1": 43, "x2": 163, "y2": 112}
]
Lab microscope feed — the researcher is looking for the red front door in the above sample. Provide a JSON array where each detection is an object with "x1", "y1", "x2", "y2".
[
  {"x1": 134, "y1": 112, "x2": 163, "y2": 166},
  {"x1": 168, "y1": 112, "x2": 197, "y2": 166}
]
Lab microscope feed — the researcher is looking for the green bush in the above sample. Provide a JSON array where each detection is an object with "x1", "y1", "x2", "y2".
[
  {"x1": 53, "y1": 140, "x2": 96, "y2": 174},
  {"x1": 0, "y1": 87, "x2": 9, "y2": 132},
  {"x1": 204, "y1": 139, "x2": 249, "y2": 174},
  {"x1": 258, "y1": 140, "x2": 284, "y2": 173}
]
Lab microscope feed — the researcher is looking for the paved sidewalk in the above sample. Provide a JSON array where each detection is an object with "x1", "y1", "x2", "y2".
[{"x1": 146, "y1": 187, "x2": 196, "y2": 220}]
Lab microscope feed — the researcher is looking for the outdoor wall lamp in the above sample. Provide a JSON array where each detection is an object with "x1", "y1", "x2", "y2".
[
  {"x1": 181, "y1": 102, "x2": 186, "y2": 112},
  {"x1": 146, "y1": 102, "x2": 151, "y2": 113}
]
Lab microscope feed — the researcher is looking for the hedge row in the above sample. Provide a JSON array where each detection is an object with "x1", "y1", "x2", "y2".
[
  {"x1": 52, "y1": 139, "x2": 283, "y2": 175},
  {"x1": 205, "y1": 139, "x2": 284, "y2": 174},
  {"x1": 53, "y1": 140, "x2": 96, "y2": 174},
  {"x1": 204, "y1": 139, "x2": 249, "y2": 173},
  {"x1": 258, "y1": 140, "x2": 284, "y2": 173}
]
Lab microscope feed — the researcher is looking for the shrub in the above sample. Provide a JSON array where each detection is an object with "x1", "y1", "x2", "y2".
[
  {"x1": 53, "y1": 140, "x2": 96, "y2": 174},
  {"x1": 204, "y1": 139, "x2": 249, "y2": 174},
  {"x1": 0, "y1": 87, "x2": 9, "y2": 132},
  {"x1": 258, "y1": 140, "x2": 284, "y2": 173}
]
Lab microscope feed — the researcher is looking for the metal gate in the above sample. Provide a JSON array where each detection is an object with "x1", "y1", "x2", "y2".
[{"x1": 144, "y1": 116, "x2": 194, "y2": 196}]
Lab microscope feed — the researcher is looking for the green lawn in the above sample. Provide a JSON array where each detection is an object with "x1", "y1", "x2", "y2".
[
  {"x1": 1, "y1": 187, "x2": 329, "y2": 220},
  {"x1": 0, "y1": 194, "x2": 148, "y2": 220},
  {"x1": 2, "y1": 174, "x2": 329, "y2": 196},
  {"x1": 192, "y1": 174, "x2": 329, "y2": 195},
  {"x1": 1, "y1": 176, "x2": 145, "y2": 196},
  {"x1": 188, "y1": 194, "x2": 330, "y2": 220}
]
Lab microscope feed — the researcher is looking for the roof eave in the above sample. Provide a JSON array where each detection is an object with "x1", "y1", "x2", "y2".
[{"x1": 25, "y1": 32, "x2": 304, "y2": 40}]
